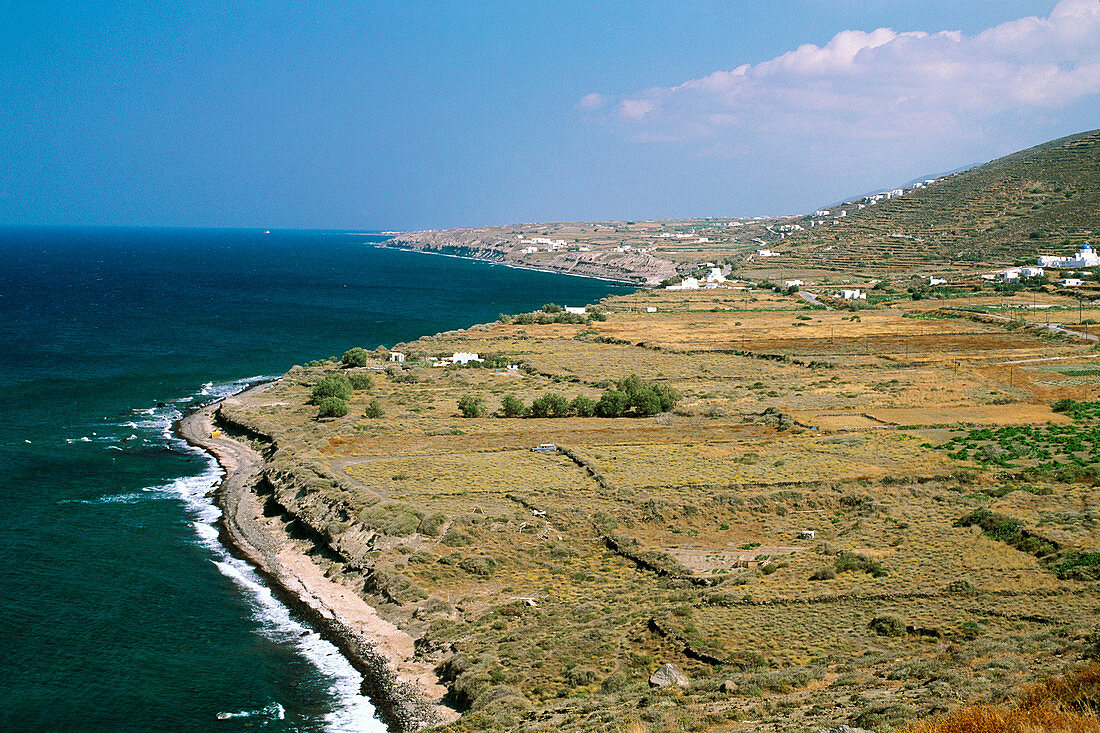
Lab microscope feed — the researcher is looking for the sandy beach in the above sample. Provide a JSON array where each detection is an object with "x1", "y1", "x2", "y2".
[{"x1": 176, "y1": 383, "x2": 457, "y2": 732}]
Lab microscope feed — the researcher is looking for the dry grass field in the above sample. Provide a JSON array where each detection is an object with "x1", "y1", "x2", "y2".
[{"x1": 219, "y1": 283, "x2": 1100, "y2": 732}]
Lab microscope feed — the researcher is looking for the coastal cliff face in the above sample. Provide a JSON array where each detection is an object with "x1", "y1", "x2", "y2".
[
  {"x1": 387, "y1": 227, "x2": 679, "y2": 286},
  {"x1": 200, "y1": 286, "x2": 1100, "y2": 732}
]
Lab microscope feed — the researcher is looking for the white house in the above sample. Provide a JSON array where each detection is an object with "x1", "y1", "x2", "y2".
[
  {"x1": 929, "y1": 277, "x2": 947, "y2": 286},
  {"x1": 453, "y1": 352, "x2": 482, "y2": 364},
  {"x1": 1061, "y1": 278, "x2": 1085, "y2": 287},
  {"x1": 388, "y1": 352, "x2": 405, "y2": 362},
  {"x1": 783, "y1": 280, "x2": 803, "y2": 288},
  {"x1": 706, "y1": 267, "x2": 726, "y2": 284},
  {"x1": 519, "y1": 246, "x2": 539, "y2": 254},
  {"x1": 564, "y1": 306, "x2": 587, "y2": 315},
  {"x1": 666, "y1": 277, "x2": 700, "y2": 290},
  {"x1": 1000, "y1": 269, "x2": 1022, "y2": 282},
  {"x1": 646, "y1": 306, "x2": 658, "y2": 313},
  {"x1": 756, "y1": 249, "x2": 780, "y2": 257},
  {"x1": 1021, "y1": 266, "x2": 1045, "y2": 278},
  {"x1": 837, "y1": 289, "x2": 866, "y2": 300}
]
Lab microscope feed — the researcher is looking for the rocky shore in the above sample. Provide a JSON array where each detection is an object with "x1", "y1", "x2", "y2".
[
  {"x1": 384, "y1": 227, "x2": 679, "y2": 286},
  {"x1": 176, "y1": 383, "x2": 457, "y2": 732}
]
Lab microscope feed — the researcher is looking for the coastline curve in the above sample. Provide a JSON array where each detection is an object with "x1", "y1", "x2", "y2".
[{"x1": 175, "y1": 382, "x2": 457, "y2": 733}]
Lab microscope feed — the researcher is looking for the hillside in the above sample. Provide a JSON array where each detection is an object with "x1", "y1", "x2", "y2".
[
  {"x1": 385, "y1": 130, "x2": 1100, "y2": 285},
  {"x1": 384, "y1": 219, "x2": 787, "y2": 286},
  {"x1": 194, "y1": 284, "x2": 1100, "y2": 732},
  {"x1": 778, "y1": 129, "x2": 1100, "y2": 275}
]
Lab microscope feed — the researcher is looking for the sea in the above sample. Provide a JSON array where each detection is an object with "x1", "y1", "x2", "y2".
[{"x1": 0, "y1": 227, "x2": 628, "y2": 732}]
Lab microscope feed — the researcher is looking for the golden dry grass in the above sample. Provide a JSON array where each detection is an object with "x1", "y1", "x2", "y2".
[
  {"x1": 905, "y1": 663, "x2": 1100, "y2": 733},
  {"x1": 223, "y1": 284, "x2": 1100, "y2": 733}
]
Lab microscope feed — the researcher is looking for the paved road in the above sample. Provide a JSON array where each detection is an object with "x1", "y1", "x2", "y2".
[
  {"x1": 1034, "y1": 322, "x2": 1099, "y2": 341},
  {"x1": 799, "y1": 291, "x2": 832, "y2": 310}
]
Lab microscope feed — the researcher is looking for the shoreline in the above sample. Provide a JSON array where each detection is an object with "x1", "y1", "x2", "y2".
[
  {"x1": 370, "y1": 240, "x2": 642, "y2": 286},
  {"x1": 175, "y1": 383, "x2": 456, "y2": 733}
]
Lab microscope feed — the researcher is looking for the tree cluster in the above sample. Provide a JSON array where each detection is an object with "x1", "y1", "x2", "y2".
[
  {"x1": 483, "y1": 375, "x2": 679, "y2": 419},
  {"x1": 310, "y1": 368, "x2": 374, "y2": 419}
]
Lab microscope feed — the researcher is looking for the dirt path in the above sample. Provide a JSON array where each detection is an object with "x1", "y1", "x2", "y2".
[{"x1": 177, "y1": 391, "x2": 457, "y2": 731}]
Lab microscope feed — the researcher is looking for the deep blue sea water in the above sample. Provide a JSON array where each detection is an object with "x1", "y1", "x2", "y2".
[{"x1": 0, "y1": 227, "x2": 628, "y2": 732}]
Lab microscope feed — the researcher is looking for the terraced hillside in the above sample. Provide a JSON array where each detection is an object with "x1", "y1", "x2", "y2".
[
  {"x1": 209, "y1": 284, "x2": 1100, "y2": 732},
  {"x1": 780, "y1": 129, "x2": 1100, "y2": 275}
]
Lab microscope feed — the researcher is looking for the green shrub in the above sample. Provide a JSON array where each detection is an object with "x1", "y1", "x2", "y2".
[
  {"x1": 498, "y1": 394, "x2": 527, "y2": 418},
  {"x1": 809, "y1": 567, "x2": 835, "y2": 581},
  {"x1": 363, "y1": 399, "x2": 384, "y2": 418},
  {"x1": 868, "y1": 614, "x2": 906, "y2": 637},
  {"x1": 459, "y1": 555, "x2": 496, "y2": 576},
  {"x1": 316, "y1": 396, "x2": 349, "y2": 418},
  {"x1": 357, "y1": 502, "x2": 423, "y2": 536},
  {"x1": 310, "y1": 374, "x2": 353, "y2": 403},
  {"x1": 458, "y1": 394, "x2": 485, "y2": 418},
  {"x1": 835, "y1": 551, "x2": 887, "y2": 577},
  {"x1": 530, "y1": 392, "x2": 570, "y2": 418},
  {"x1": 570, "y1": 395, "x2": 596, "y2": 417},
  {"x1": 442, "y1": 527, "x2": 475, "y2": 546},
  {"x1": 348, "y1": 372, "x2": 374, "y2": 391},
  {"x1": 417, "y1": 511, "x2": 447, "y2": 537},
  {"x1": 595, "y1": 389, "x2": 630, "y2": 417},
  {"x1": 341, "y1": 347, "x2": 370, "y2": 367},
  {"x1": 364, "y1": 566, "x2": 426, "y2": 603}
]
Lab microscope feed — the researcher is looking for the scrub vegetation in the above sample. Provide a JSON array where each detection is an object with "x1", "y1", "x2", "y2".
[{"x1": 217, "y1": 276, "x2": 1100, "y2": 732}]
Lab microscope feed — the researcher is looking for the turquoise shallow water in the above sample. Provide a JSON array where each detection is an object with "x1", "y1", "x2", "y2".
[{"x1": 0, "y1": 227, "x2": 627, "y2": 732}]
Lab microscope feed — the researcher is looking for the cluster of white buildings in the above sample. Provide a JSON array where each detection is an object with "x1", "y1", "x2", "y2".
[
  {"x1": 665, "y1": 267, "x2": 728, "y2": 291},
  {"x1": 517, "y1": 235, "x2": 567, "y2": 252},
  {"x1": 666, "y1": 277, "x2": 700, "y2": 290},
  {"x1": 432, "y1": 351, "x2": 483, "y2": 367},
  {"x1": 984, "y1": 266, "x2": 1045, "y2": 283},
  {"x1": 1038, "y1": 243, "x2": 1100, "y2": 269}
]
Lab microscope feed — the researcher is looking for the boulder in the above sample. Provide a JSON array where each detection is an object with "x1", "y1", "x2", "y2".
[
  {"x1": 719, "y1": 679, "x2": 737, "y2": 694},
  {"x1": 649, "y1": 663, "x2": 689, "y2": 689}
]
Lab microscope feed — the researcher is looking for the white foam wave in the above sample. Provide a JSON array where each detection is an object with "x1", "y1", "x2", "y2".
[
  {"x1": 60, "y1": 489, "x2": 172, "y2": 506},
  {"x1": 158, "y1": 377, "x2": 383, "y2": 732},
  {"x1": 67, "y1": 376, "x2": 382, "y2": 731},
  {"x1": 215, "y1": 702, "x2": 286, "y2": 721}
]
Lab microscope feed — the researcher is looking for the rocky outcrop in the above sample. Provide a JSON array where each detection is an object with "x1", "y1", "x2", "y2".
[{"x1": 649, "y1": 663, "x2": 690, "y2": 689}]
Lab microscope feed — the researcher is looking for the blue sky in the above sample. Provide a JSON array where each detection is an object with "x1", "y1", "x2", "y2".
[{"x1": 1, "y1": 1, "x2": 1097, "y2": 230}]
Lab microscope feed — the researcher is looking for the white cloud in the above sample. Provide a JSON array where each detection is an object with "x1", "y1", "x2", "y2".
[
  {"x1": 577, "y1": 92, "x2": 607, "y2": 110},
  {"x1": 584, "y1": 0, "x2": 1100, "y2": 148}
]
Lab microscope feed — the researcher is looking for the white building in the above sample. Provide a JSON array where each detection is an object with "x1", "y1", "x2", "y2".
[
  {"x1": 1039, "y1": 243, "x2": 1100, "y2": 269},
  {"x1": 646, "y1": 306, "x2": 658, "y2": 313},
  {"x1": 564, "y1": 306, "x2": 586, "y2": 315},
  {"x1": 706, "y1": 267, "x2": 726, "y2": 284},
  {"x1": 783, "y1": 280, "x2": 803, "y2": 288},
  {"x1": 666, "y1": 276, "x2": 700, "y2": 290},
  {"x1": 389, "y1": 352, "x2": 405, "y2": 362},
  {"x1": 444, "y1": 352, "x2": 482, "y2": 365},
  {"x1": 929, "y1": 277, "x2": 947, "y2": 286},
  {"x1": 519, "y1": 246, "x2": 539, "y2": 254},
  {"x1": 1000, "y1": 269, "x2": 1022, "y2": 282},
  {"x1": 837, "y1": 289, "x2": 866, "y2": 300},
  {"x1": 1021, "y1": 266, "x2": 1045, "y2": 278},
  {"x1": 1061, "y1": 278, "x2": 1085, "y2": 287},
  {"x1": 756, "y1": 249, "x2": 780, "y2": 257}
]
